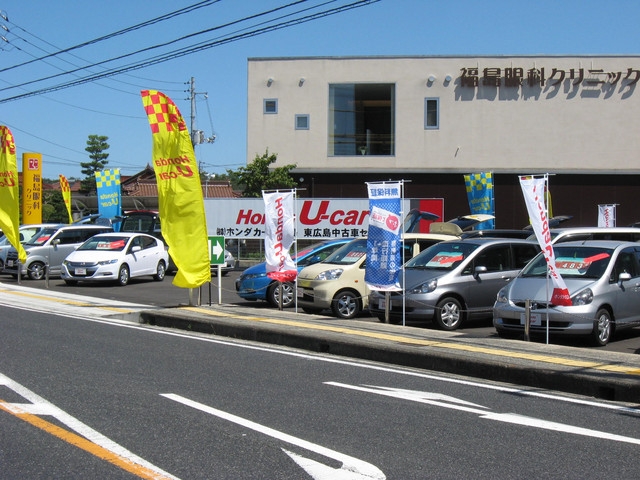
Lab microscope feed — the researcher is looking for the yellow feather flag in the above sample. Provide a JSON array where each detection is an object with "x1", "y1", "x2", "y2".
[
  {"x1": 0, "y1": 126, "x2": 27, "y2": 263},
  {"x1": 140, "y1": 90, "x2": 211, "y2": 288},
  {"x1": 59, "y1": 174, "x2": 73, "y2": 223}
]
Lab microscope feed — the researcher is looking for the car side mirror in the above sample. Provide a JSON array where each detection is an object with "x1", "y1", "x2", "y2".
[
  {"x1": 619, "y1": 272, "x2": 632, "y2": 284},
  {"x1": 474, "y1": 265, "x2": 487, "y2": 277},
  {"x1": 131, "y1": 245, "x2": 142, "y2": 253},
  {"x1": 52, "y1": 238, "x2": 60, "y2": 246}
]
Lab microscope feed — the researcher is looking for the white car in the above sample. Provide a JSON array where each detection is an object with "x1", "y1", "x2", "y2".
[{"x1": 61, "y1": 232, "x2": 169, "y2": 286}]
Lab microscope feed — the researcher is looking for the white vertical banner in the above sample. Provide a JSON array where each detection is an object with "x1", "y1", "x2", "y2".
[
  {"x1": 598, "y1": 204, "x2": 616, "y2": 227},
  {"x1": 519, "y1": 175, "x2": 571, "y2": 306},
  {"x1": 263, "y1": 190, "x2": 297, "y2": 282}
]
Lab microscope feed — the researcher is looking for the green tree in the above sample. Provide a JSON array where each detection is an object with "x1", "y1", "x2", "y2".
[
  {"x1": 80, "y1": 134, "x2": 110, "y2": 194},
  {"x1": 227, "y1": 150, "x2": 297, "y2": 197},
  {"x1": 42, "y1": 190, "x2": 70, "y2": 223}
]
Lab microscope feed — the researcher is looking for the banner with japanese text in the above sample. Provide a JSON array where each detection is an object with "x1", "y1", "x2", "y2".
[
  {"x1": 95, "y1": 168, "x2": 121, "y2": 220},
  {"x1": 464, "y1": 172, "x2": 494, "y2": 229},
  {"x1": 365, "y1": 182, "x2": 402, "y2": 291},
  {"x1": 21, "y1": 152, "x2": 42, "y2": 224},
  {"x1": 263, "y1": 190, "x2": 297, "y2": 282},
  {"x1": 598, "y1": 204, "x2": 616, "y2": 227},
  {"x1": 59, "y1": 175, "x2": 73, "y2": 223},
  {"x1": 0, "y1": 126, "x2": 27, "y2": 263},
  {"x1": 519, "y1": 176, "x2": 571, "y2": 306},
  {"x1": 141, "y1": 89, "x2": 211, "y2": 288}
]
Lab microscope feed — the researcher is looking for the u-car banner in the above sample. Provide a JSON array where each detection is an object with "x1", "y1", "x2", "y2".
[
  {"x1": 464, "y1": 172, "x2": 495, "y2": 229},
  {"x1": 263, "y1": 190, "x2": 297, "y2": 282},
  {"x1": 95, "y1": 168, "x2": 121, "y2": 220},
  {"x1": 141, "y1": 90, "x2": 211, "y2": 288},
  {"x1": 519, "y1": 175, "x2": 571, "y2": 306},
  {"x1": 0, "y1": 126, "x2": 27, "y2": 263},
  {"x1": 365, "y1": 182, "x2": 402, "y2": 291}
]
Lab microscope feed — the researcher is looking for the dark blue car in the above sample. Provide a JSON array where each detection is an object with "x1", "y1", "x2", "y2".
[{"x1": 235, "y1": 238, "x2": 352, "y2": 308}]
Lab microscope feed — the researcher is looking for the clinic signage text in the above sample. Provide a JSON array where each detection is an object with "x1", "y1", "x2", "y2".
[{"x1": 460, "y1": 66, "x2": 640, "y2": 89}]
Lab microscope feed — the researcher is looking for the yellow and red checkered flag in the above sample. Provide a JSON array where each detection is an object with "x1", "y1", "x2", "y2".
[
  {"x1": 59, "y1": 174, "x2": 73, "y2": 223},
  {"x1": 141, "y1": 90, "x2": 211, "y2": 288},
  {"x1": 0, "y1": 126, "x2": 27, "y2": 263}
]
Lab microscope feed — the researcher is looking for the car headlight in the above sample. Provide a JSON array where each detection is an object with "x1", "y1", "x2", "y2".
[
  {"x1": 572, "y1": 288, "x2": 593, "y2": 306},
  {"x1": 315, "y1": 268, "x2": 344, "y2": 281},
  {"x1": 495, "y1": 286, "x2": 509, "y2": 304},
  {"x1": 410, "y1": 279, "x2": 437, "y2": 294},
  {"x1": 97, "y1": 259, "x2": 118, "y2": 266}
]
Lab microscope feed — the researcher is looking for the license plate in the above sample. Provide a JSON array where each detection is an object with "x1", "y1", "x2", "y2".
[
  {"x1": 296, "y1": 287, "x2": 304, "y2": 298},
  {"x1": 520, "y1": 312, "x2": 542, "y2": 326},
  {"x1": 378, "y1": 298, "x2": 388, "y2": 310},
  {"x1": 74, "y1": 268, "x2": 86, "y2": 275},
  {"x1": 7, "y1": 260, "x2": 14, "y2": 267}
]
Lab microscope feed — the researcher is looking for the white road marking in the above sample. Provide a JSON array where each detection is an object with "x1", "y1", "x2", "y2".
[
  {"x1": 0, "y1": 373, "x2": 179, "y2": 479},
  {"x1": 327, "y1": 383, "x2": 640, "y2": 445},
  {"x1": 161, "y1": 393, "x2": 386, "y2": 480}
]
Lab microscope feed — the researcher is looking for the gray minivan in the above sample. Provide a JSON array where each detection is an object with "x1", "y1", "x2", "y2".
[
  {"x1": 368, "y1": 238, "x2": 540, "y2": 330},
  {"x1": 5, "y1": 224, "x2": 112, "y2": 279}
]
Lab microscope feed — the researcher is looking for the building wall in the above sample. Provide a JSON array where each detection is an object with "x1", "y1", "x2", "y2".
[{"x1": 247, "y1": 56, "x2": 640, "y2": 228}]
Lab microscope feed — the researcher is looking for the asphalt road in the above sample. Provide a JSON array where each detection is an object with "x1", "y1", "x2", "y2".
[
  {"x1": 2, "y1": 269, "x2": 640, "y2": 355},
  {"x1": 3, "y1": 305, "x2": 640, "y2": 479}
]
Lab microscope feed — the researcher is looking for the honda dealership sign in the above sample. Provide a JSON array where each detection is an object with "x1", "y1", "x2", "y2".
[{"x1": 204, "y1": 198, "x2": 444, "y2": 240}]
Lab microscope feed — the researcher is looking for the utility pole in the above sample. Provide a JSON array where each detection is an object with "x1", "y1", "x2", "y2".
[{"x1": 188, "y1": 77, "x2": 216, "y2": 148}]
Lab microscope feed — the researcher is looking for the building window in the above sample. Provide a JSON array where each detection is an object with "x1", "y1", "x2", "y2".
[
  {"x1": 264, "y1": 99, "x2": 278, "y2": 114},
  {"x1": 328, "y1": 83, "x2": 395, "y2": 156},
  {"x1": 295, "y1": 114, "x2": 309, "y2": 130},
  {"x1": 424, "y1": 98, "x2": 439, "y2": 129}
]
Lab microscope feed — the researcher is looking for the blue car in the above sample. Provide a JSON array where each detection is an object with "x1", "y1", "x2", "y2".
[{"x1": 235, "y1": 238, "x2": 352, "y2": 308}]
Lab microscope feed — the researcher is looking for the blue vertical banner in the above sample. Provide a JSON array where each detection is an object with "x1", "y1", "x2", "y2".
[
  {"x1": 95, "y1": 168, "x2": 121, "y2": 219},
  {"x1": 464, "y1": 172, "x2": 495, "y2": 229},
  {"x1": 365, "y1": 181, "x2": 402, "y2": 291}
]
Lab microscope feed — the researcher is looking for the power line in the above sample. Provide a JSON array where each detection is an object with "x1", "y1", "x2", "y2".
[
  {"x1": 0, "y1": 0, "x2": 220, "y2": 74},
  {"x1": 0, "y1": 0, "x2": 378, "y2": 104}
]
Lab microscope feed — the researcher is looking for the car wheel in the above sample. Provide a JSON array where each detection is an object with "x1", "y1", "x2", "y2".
[
  {"x1": 435, "y1": 297, "x2": 464, "y2": 330},
  {"x1": 302, "y1": 307, "x2": 323, "y2": 314},
  {"x1": 117, "y1": 264, "x2": 130, "y2": 286},
  {"x1": 592, "y1": 308, "x2": 613, "y2": 346},
  {"x1": 331, "y1": 290, "x2": 361, "y2": 319},
  {"x1": 64, "y1": 280, "x2": 78, "y2": 286},
  {"x1": 267, "y1": 282, "x2": 295, "y2": 308},
  {"x1": 27, "y1": 261, "x2": 46, "y2": 280},
  {"x1": 154, "y1": 261, "x2": 166, "y2": 281}
]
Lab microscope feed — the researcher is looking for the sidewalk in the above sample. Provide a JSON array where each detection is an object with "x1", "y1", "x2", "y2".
[{"x1": 139, "y1": 303, "x2": 640, "y2": 404}]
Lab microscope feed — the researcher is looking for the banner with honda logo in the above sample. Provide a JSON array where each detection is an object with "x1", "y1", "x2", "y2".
[
  {"x1": 263, "y1": 190, "x2": 297, "y2": 282},
  {"x1": 519, "y1": 175, "x2": 571, "y2": 306},
  {"x1": 365, "y1": 182, "x2": 403, "y2": 291}
]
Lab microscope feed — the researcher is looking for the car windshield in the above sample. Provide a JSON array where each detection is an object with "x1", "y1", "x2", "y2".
[
  {"x1": 322, "y1": 239, "x2": 367, "y2": 265},
  {"x1": 405, "y1": 242, "x2": 479, "y2": 270},
  {"x1": 25, "y1": 228, "x2": 58, "y2": 246},
  {"x1": 78, "y1": 236, "x2": 129, "y2": 252},
  {"x1": 521, "y1": 246, "x2": 613, "y2": 279}
]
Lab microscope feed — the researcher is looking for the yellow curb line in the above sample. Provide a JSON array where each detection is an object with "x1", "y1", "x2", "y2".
[
  {"x1": 183, "y1": 307, "x2": 640, "y2": 377},
  {"x1": 0, "y1": 288, "x2": 135, "y2": 314}
]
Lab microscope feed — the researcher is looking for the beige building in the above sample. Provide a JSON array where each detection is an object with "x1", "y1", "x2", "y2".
[{"x1": 247, "y1": 56, "x2": 640, "y2": 228}]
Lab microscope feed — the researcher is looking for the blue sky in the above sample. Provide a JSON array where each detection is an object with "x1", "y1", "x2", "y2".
[{"x1": 1, "y1": 0, "x2": 639, "y2": 180}]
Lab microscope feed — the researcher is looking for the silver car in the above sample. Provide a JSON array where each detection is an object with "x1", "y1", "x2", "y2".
[
  {"x1": 369, "y1": 238, "x2": 540, "y2": 330},
  {"x1": 493, "y1": 241, "x2": 640, "y2": 346}
]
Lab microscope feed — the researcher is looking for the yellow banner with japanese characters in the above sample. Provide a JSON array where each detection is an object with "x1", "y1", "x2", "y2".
[
  {"x1": 0, "y1": 126, "x2": 27, "y2": 263},
  {"x1": 140, "y1": 90, "x2": 211, "y2": 288}
]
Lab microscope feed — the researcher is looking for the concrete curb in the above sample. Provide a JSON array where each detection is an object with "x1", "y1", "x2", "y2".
[{"x1": 139, "y1": 306, "x2": 640, "y2": 403}]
